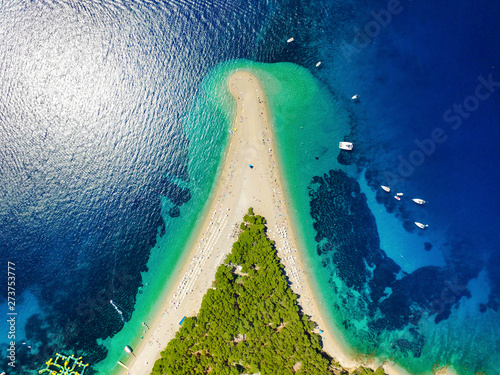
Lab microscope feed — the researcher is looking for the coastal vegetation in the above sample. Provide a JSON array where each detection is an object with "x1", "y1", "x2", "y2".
[{"x1": 151, "y1": 209, "x2": 386, "y2": 375}]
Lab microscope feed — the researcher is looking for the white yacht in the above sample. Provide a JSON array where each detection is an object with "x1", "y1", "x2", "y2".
[
  {"x1": 414, "y1": 222, "x2": 428, "y2": 229},
  {"x1": 381, "y1": 185, "x2": 391, "y2": 192},
  {"x1": 394, "y1": 195, "x2": 401, "y2": 201},
  {"x1": 339, "y1": 142, "x2": 353, "y2": 150},
  {"x1": 351, "y1": 94, "x2": 359, "y2": 100},
  {"x1": 316, "y1": 61, "x2": 322, "y2": 67},
  {"x1": 396, "y1": 192, "x2": 403, "y2": 196},
  {"x1": 412, "y1": 198, "x2": 426, "y2": 205},
  {"x1": 287, "y1": 37, "x2": 294, "y2": 43},
  {"x1": 124, "y1": 345, "x2": 135, "y2": 356}
]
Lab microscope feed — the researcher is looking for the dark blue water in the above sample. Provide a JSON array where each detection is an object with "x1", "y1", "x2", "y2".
[
  {"x1": 0, "y1": 0, "x2": 498, "y2": 373},
  {"x1": 254, "y1": 0, "x2": 500, "y2": 372},
  {"x1": 304, "y1": 0, "x2": 500, "y2": 372},
  {"x1": 0, "y1": 0, "x2": 261, "y2": 372},
  {"x1": 340, "y1": 0, "x2": 500, "y2": 310}
]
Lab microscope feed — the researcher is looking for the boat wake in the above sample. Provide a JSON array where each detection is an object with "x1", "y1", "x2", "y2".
[{"x1": 110, "y1": 300, "x2": 125, "y2": 322}]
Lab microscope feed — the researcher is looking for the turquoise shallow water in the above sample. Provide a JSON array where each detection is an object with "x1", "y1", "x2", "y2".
[{"x1": 96, "y1": 58, "x2": 351, "y2": 373}]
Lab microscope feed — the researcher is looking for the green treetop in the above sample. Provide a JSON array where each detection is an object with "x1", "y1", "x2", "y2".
[{"x1": 151, "y1": 210, "x2": 386, "y2": 375}]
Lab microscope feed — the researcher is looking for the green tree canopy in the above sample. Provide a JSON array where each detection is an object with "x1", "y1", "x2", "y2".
[{"x1": 151, "y1": 211, "x2": 386, "y2": 375}]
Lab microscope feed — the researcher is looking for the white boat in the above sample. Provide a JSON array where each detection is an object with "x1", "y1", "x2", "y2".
[
  {"x1": 124, "y1": 345, "x2": 135, "y2": 357},
  {"x1": 287, "y1": 37, "x2": 294, "y2": 43},
  {"x1": 117, "y1": 361, "x2": 130, "y2": 371},
  {"x1": 316, "y1": 61, "x2": 322, "y2": 67},
  {"x1": 396, "y1": 192, "x2": 403, "y2": 196},
  {"x1": 394, "y1": 196, "x2": 400, "y2": 201},
  {"x1": 412, "y1": 198, "x2": 426, "y2": 205},
  {"x1": 351, "y1": 94, "x2": 359, "y2": 100},
  {"x1": 381, "y1": 185, "x2": 391, "y2": 192},
  {"x1": 414, "y1": 222, "x2": 428, "y2": 229},
  {"x1": 339, "y1": 142, "x2": 353, "y2": 150}
]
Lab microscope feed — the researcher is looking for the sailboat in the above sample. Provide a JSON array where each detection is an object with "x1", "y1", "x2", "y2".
[
  {"x1": 412, "y1": 198, "x2": 426, "y2": 205},
  {"x1": 381, "y1": 186, "x2": 391, "y2": 192},
  {"x1": 414, "y1": 222, "x2": 428, "y2": 229}
]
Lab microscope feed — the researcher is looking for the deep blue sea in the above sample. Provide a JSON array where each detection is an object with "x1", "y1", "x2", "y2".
[{"x1": 0, "y1": 0, "x2": 498, "y2": 374}]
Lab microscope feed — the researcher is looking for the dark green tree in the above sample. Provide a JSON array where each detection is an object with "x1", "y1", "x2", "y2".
[{"x1": 151, "y1": 211, "x2": 386, "y2": 375}]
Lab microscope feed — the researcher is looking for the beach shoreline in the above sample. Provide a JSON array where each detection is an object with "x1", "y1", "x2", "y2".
[{"x1": 120, "y1": 70, "x2": 407, "y2": 375}]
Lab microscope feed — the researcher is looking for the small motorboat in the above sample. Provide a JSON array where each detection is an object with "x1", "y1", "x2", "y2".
[
  {"x1": 117, "y1": 361, "x2": 130, "y2": 371},
  {"x1": 287, "y1": 37, "x2": 294, "y2": 43},
  {"x1": 124, "y1": 345, "x2": 135, "y2": 357},
  {"x1": 339, "y1": 142, "x2": 353, "y2": 150},
  {"x1": 396, "y1": 192, "x2": 403, "y2": 196},
  {"x1": 351, "y1": 94, "x2": 359, "y2": 100},
  {"x1": 414, "y1": 222, "x2": 428, "y2": 229},
  {"x1": 316, "y1": 61, "x2": 322, "y2": 67},
  {"x1": 413, "y1": 198, "x2": 426, "y2": 205},
  {"x1": 394, "y1": 196, "x2": 401, "y2": 201},
  {"x1": 381, "y1": 185, "x2": 391, "y2": 193}
]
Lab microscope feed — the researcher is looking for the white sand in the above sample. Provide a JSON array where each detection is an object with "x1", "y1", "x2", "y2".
[{"x1": 121, "y1": 71, "x2": 410, "y2": 375}]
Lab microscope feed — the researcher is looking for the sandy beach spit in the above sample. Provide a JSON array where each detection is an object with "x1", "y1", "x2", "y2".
[{"x1": 121, "y1": 71, "x2": 410, "y2": 375}]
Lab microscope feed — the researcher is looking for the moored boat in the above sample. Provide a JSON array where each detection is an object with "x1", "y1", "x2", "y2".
[
  {"x1": 316, "y1": 61, "x2": 322, "y2": 67},
  {"x1": 351, "y1": 94, "x2": 359, "y2": 100},
  {"x1": 413, "y1": 198, "x2": 426, "y2": 205},
  {"x1": 414, "y1": 222, "x2": 428, "y2": 229},
  {"x1": 117, "y1": 361, "x2": 130, "y2": 371},
  {"x1": 287, "y1": 37, "x2": 294, "y2": 43},
  {"x1": 397, "y1": 192, "x2": 403, "y2": 196},
  {"x1": 124, "y1": 345, "x2": 135, "y2": 357},
  {"x1": 394, "y1": 196, "x2": 401, "y2": 201},
  {"x1": 381, "y1": 185, "x2": 390, "y2": 192},
  {"x1": 339, "y1": 142, "x2": 353, "y2": 150}
]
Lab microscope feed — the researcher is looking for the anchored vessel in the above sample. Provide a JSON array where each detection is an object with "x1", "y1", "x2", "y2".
[
  {"x1": 339, "y1": 142, "x2": 353, "y2": 150},
  {"x1": 124, "y1": 345, "x2": 135, "y2": 357},
  {"x1": 381, "y1": 185, "x2": 391, "y2": 192},
  {"x1": 413, "y1": 198, "x2": 426, "y2": 205},
  {"x1": 415, "y1": 222, "x2": 429, "y2": 229}
]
